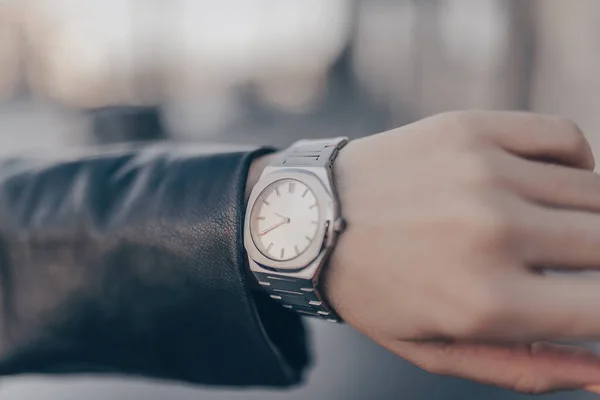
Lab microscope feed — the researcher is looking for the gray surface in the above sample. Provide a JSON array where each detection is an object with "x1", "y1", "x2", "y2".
[{"x1": 0, "y1": 100, "x2": 90, "y2": 155}]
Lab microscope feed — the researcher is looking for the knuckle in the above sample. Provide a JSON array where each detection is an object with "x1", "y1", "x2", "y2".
[
  {"x1": 553, "y1": 116, "x2": 581, "y2": 134},
  {"x1": 554, "y1": 117, "x2": 587, "y2": 151},
  {"x1": 508, "y1": 342, "x2": 569, "y2": 394}
]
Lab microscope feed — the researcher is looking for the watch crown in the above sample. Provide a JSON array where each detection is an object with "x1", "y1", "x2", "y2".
[{"x1": 332, "y1": 218, "x2": 346, "y2": 233}]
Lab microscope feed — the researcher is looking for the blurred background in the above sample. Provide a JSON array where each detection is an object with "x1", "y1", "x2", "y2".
[{"x1": 1, "y1": 0, "x2": 599, "y2": 399}]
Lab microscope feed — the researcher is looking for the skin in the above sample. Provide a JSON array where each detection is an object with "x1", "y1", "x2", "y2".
[{"x1": 247, "y1": 111, "x2": 600, "y2": 395}]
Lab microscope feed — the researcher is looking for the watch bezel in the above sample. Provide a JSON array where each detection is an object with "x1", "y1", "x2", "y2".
[{"x1": 244, "y1": 168, "x2": 336, "y2": 271}]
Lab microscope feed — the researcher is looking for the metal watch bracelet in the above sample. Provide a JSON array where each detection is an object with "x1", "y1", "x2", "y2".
[{"x1": 255, "y1": 272, "x2": 341, "y2": 323}]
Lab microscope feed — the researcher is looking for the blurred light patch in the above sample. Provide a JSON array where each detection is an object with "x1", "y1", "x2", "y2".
[
  {"x1": 22, "y1": 0, "x2": 160, "y2": 108},
  {"x1": 0, "y1": 0, "x2": 20, "y2": 99},
  {"x1": 438, "y1": 0, "x2": 508, "y2": 74},
  {"x1": 353, "y1": 0, "x2": 517, "y2": 121},
  {"x1": 353, "y1": 0, "x2": 417, "y2": 108},
  {"x1": 172, "y1": 0, "x2": 351, "y2": 113},
  {"x1": 12, "y1": 0, "x2": 350, "y2": 115}
]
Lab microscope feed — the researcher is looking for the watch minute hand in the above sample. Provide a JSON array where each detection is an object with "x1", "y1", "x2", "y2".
[{"x1": 258, "y1": 220, "x2": 287, "y2": 237}]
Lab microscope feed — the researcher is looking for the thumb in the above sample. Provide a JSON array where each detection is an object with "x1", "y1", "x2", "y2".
[
  {"x1": 387, "y1": 340, "x2": 600, "y2": 395},
  {"x1": 585, "y1": 385, "x2": 600, "y2": 395}
]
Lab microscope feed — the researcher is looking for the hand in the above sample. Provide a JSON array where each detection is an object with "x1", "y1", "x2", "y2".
[
  {"x1": 259, "y1": 213, "x2": 290, "y2": 237},
  {"x1": 274, "y1": 213, "x2": 291, "y2": 223},
  {"x1": 325, "y1": 111, "x2": 600, "y2": 394}
]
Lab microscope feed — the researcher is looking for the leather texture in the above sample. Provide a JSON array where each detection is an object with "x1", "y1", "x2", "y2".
[{"x1": 0, "y1": 143, "x2": 308, "y2": 387}]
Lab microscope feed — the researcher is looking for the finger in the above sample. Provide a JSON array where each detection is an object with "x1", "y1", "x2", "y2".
[
  {"x1": 498, "y1": 152, "x2": 600, "y2": 212},
  {"x1": 520, "y1": 207, "x2": 600, "y2": 268},
  {"x1": 462, "y1": 111, "x2": 595, "y2": 170},
  {"x1": 389, "y1": 340, "x2": 600, "y2": 394},
  {"x1": 515, "y1": 274, "x2": 600, "y2": 341}
]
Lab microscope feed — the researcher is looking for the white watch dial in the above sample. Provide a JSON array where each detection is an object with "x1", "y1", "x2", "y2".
[{"x1": 250, "y1": 179, "x2": 321, "y2": 261}]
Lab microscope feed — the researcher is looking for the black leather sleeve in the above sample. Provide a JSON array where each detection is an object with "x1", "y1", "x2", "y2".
[{"x1": 0, "y1": 143, "x2": 309, "y2": 387}]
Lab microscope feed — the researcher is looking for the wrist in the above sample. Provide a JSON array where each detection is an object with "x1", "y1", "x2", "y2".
[{"x1": 321, "y1": 139, "x2": 361, "y2": 321}]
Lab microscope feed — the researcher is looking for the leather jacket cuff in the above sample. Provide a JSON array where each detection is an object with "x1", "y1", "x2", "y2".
[{"x1": 0, "y1": 143, "x2": 308, "y2": 387}]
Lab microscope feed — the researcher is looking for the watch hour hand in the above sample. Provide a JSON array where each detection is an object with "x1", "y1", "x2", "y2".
[{"x1": 274, "y1": 213, "x2": 291, "y2": 223}]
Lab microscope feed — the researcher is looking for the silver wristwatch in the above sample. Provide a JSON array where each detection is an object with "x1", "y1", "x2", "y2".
[{"x1": 244, "y1": 137, "x2": 348, "y2": 323}]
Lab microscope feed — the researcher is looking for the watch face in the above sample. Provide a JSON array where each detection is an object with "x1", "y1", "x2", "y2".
[{"x1": 250, "y1": 178, "x2": 321, "y2": 262}]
